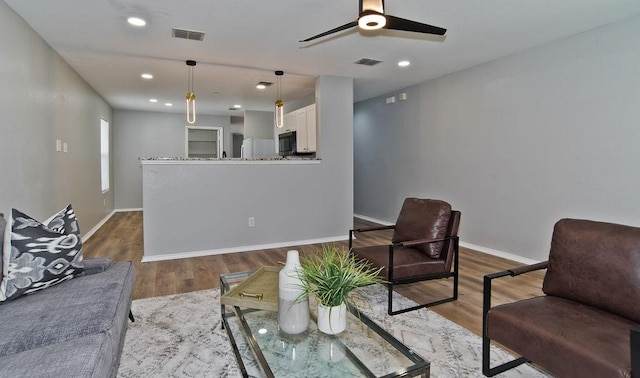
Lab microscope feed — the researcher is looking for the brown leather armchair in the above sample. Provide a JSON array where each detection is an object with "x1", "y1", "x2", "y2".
[
  {"x1": 483, "y1": 218, "x2": 640, "y2": 377},
  {"x1": 349, "y1": 198, "x2": 460, "y2": 315}
]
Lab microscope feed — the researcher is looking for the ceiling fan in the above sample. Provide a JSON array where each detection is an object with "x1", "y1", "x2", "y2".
[{"x1": 299, "y1": 0, "x2": 446, "y2": 43}]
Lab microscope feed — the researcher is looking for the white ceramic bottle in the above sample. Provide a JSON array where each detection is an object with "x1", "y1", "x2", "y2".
[{"x1": 278, "y1": 250, "x2": 309, "y2": 334}]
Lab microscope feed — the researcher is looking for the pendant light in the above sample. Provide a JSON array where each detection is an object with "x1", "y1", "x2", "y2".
[
  {"x1": 274, "y1": 70, "x2": 284, "y2": 129},
  {"x1": 186, "y1": 60, "x2": 197, "y2": 124}
]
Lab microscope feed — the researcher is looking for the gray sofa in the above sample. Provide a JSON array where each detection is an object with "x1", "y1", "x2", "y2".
[{"x1": 0, "y1": 215, "x2": 136, "y2": 377}]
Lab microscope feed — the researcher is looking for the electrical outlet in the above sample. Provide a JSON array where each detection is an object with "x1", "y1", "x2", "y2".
[
  {"x1": 63, "y1": 142, "x2": 68, "y2": 153},
  {"x1": 56, "y1": 139, "x2": 62, "y2": 152},
  {"x1": 248, "y1": 217, "x2": 255, "y2": 227}
]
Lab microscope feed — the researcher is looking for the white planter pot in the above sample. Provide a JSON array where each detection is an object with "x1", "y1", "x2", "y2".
[{"x1": 317, "y1": 302, "x2": 347, "y2": 335}]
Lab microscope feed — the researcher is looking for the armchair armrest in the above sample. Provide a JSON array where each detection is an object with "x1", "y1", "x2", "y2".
[
  {"x1": 349, "y1": 225, "x2": 396, "y2": 250},
  {"x1": 484, "y1": 260, "x2": 548, "y2": 310},
  {"x1": 394, "y1": 235, "x2": 458, "y2": 248},
  {"x1": 507, "y1": 261, "x2": 549, "y2": 276},
  {"x1": 83, "y1": 257, "x2": 111, "y2": 275},
  {"x1": 351, "y1": 225, "x2": 396, "y2": 234}
]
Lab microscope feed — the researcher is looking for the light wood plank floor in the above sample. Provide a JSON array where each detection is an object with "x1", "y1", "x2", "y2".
[{"x1": 83, "y1": 211, "x2": 545, "y2": 337}]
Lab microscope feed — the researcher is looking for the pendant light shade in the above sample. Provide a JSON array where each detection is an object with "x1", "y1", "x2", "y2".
[
  {"x1": 274, "y1": 70, "x2": 284, "y2": 129},
  {"x1": 186, "y1": 60, "x2": 197, "y2": 124}
]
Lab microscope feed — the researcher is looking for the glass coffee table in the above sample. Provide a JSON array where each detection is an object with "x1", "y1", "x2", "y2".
[{"x1": 220, "y1": 269, "x2": 430, "y2": 378}]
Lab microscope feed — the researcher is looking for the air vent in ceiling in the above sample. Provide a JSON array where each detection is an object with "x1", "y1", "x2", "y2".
[
  {"x1": 172, "y1": 28, "x2": 205, "y2": 41},
  {"x1": 355, "y1": 58, "x2": 382, "y2": 66}
]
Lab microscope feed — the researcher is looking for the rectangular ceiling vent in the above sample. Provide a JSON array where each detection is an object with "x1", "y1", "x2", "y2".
[
  {"x1": 355, "y1": 58, "x2": 382, "y2": 66},
  {"x1": 172, "y1": 28, "x2": 205, "y2": 41}
]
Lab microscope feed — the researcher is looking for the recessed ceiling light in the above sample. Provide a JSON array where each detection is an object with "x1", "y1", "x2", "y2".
[
  {"x1": 398, "y1": 60, "x2": 411, "y2": 67},
  {"x1": 127, "y1": 17, "x2": 147, "y2": 27},
  {"x1": 256, "y1": 81, "x2": 272, "y2": 90},
  {"x1": 149, "y1": 98, "x2": 158, "y2": 103},
  {"x1": 141, "y1": 73, "x2": 153, "y2": 79},
  {"x1": 233, "y1": 104, "x2": 242, "y2": 109},
  {"x1": 165, "y1": 103, "x2": 173, "y2": 107}
]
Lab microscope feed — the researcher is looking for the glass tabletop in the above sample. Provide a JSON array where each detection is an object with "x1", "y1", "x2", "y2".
[{"x1": 220, "y1": 270, "x2": 429, "y2": 378}]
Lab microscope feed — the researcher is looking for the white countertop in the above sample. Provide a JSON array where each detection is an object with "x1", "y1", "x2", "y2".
[{"x1": 139, "y1": 157, "x2": 321, "y2": 165}]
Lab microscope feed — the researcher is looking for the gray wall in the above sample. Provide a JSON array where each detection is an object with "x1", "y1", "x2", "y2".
[
  {"x1": 354, "y1": 15, "x2": 640, "y2": 262},
  {"x1": 0, "y1": 2, "x2": 113, "y2": 234},
  {"x1": 142, "y1": 76, "x2": 354, "y2": 258},
  {"x1": 113, "y1": 110, "x2": 231, "y2": 209},
  {"x1": 244, "y1": 110, "x2": 274, "y2": 140}
]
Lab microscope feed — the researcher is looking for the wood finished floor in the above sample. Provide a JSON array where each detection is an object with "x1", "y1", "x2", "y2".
[{"x1": 83, "y1": 211, "x2": 545, "y2": 337}]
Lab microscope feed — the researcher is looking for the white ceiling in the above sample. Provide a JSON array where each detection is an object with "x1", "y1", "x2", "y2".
[{"x1": 6, "y1": 0, "x2": 640, "y2": 117}]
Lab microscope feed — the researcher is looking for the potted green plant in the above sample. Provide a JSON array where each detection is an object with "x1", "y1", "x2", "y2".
[{"x1": 298, "y1": 244, "x2": 384, "y2": 334}]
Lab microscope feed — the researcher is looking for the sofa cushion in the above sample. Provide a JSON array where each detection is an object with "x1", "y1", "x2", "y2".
[
  {"x1": 0, "y1": 333, "x2": 119, "y2": 378},
  {"x1": 0, "y1": 205, "x2": 84, "y2": 302},
  {"x1": 542, "y1": 218, "x2": 640, "y2": 323},
  {"x1": 0, "y1": 262, "x2": 135, "y2": 357},
  {"x1": 487, "y1": 296, "x2": 637, "y2": 378},
  {"x1": 392, "y1": 198, "x2": 451, "y2": 258}
]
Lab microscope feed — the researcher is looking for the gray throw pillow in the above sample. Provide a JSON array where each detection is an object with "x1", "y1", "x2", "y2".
[{"x1": 0, "y1": 205, "x2": 84, "y2": 302}]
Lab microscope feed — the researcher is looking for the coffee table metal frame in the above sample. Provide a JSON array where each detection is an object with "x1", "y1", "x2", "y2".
[{"x1": 220, "y1": 270, "x2": 430, "y2": 378}]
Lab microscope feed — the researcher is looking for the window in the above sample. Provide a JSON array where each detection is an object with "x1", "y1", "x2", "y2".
[{"x1": 100, "y1": 118, "x2": 110, "y2": 193}]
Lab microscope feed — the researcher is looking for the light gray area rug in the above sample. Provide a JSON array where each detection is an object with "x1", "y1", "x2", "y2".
[{"x1": 118, "y1": 285, "x2": 549, "y2": 377}]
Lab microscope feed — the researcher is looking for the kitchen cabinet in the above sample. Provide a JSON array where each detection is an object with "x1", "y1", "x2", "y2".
[
  {"x1": 306, "y1": 104, "x2": 316, "y2": 152},
  {"x1": 295, "y1": 104, "x2": 316, "y2": 153}
]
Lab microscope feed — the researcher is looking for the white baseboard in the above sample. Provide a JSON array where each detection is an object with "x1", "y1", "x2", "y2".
[
  {"x1": 353, "y1": 214, "x2": 394, "y2": 226},
  {"x1": 141, "y1": 234, "x2": 349, "y2": 263},
  {"x1": 459, "y1": 242, "x2": 541, "y2": 265},
  {"x1": 353, "y1": 213, "x2": 541, "y2": 265},
  {"x1": 82, "y1": 210, "x2": 116, "y2": 242},
  {"x1": 115, "y1": 207, "x2": 143, "y2": 212}
]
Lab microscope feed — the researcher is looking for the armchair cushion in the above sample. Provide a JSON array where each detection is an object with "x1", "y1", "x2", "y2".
[
  {"x1": 391, "y1": 198, "x2": 451, "y2": 258},
  {"x1": 487, "y1": 295, "x2": 637, "y2": 377},
  {"x1": 542, "y1": 218, "x2": 640, "y2": 323},
  {"x1": 355, "y1": 245, "x2": 447, "y2": 280}
]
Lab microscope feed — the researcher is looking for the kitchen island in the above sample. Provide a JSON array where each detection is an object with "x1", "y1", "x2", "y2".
[{"x1": 140, "y1": 156, "x2": 349, "y2": 262}]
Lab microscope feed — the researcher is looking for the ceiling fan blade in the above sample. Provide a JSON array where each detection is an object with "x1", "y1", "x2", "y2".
[
  {"x1": 385, "y1": 15, "x2": 446, "y2": 36},
  {"x1": 299, "y1": 21, "x2": 358, "y2": 42}
]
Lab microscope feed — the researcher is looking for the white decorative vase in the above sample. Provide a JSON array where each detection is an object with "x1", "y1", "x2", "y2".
[
  {"x1": 317, "y1": 302, "x2": 347, "y2": 335},
  {"x1": 278, "y1": 250, "x2": 309, "y2": 335}
]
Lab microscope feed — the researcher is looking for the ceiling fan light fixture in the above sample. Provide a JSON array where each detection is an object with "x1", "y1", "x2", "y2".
[{"x1": 358, "y1": 12, "x2": 386, "y2": 30}]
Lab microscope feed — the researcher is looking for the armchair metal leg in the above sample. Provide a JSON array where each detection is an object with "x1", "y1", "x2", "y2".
[
  {"x1": 128, "y1": 309, "x2": 135, "y2": 322},
  {"x1": 387, "y1": 238, "x2": 460, "y2": 316},
  {"x1": 387, "y1": 280, "x2": 458, "y2": 316},
  {"x1": 482, "y1": 272, "x2": 529, "y2": 376},
  {"x1": 482, "y1": 328, "x2": 529, "y2": 376}
]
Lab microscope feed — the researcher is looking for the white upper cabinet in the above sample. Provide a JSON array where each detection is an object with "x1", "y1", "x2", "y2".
[{"x1": 294, "y1": 104, "x2": 316, "y2": 153}]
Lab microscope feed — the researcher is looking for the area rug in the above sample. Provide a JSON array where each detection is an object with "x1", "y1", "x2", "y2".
[{"x1": 117, "y1": 285, "x2": 549, "y2": 377}]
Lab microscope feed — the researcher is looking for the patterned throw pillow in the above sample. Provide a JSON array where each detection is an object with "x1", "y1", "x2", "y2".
[{"x1": 0, "y1": 205, "x2": 84, "y2": 302}]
